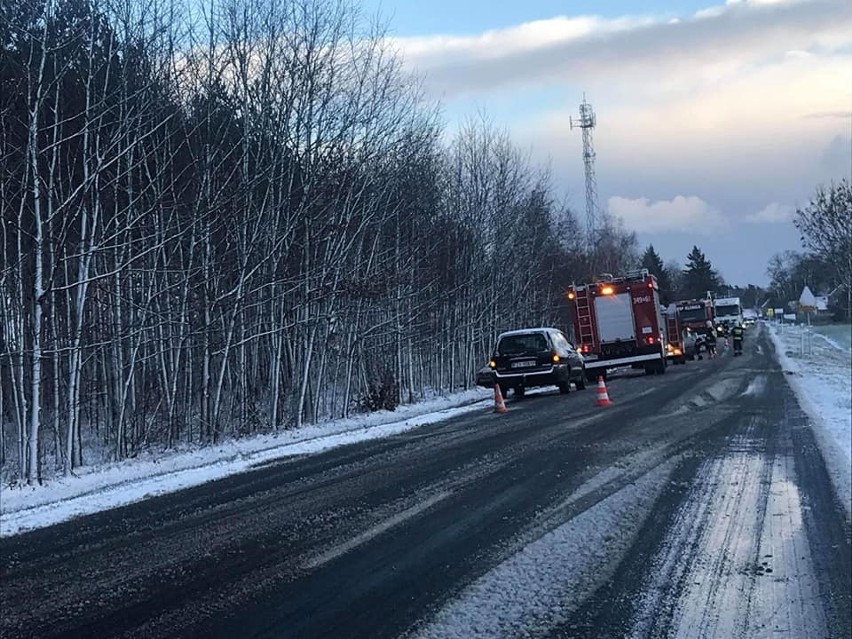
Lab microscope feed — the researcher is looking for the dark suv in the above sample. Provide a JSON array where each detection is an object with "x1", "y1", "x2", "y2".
[{"x1": 487, "y1": 328, "x2": 586, "y2": 397}]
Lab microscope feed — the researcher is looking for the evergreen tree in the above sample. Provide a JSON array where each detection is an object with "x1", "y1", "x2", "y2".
[
  {"x1": 640, "y1": 244, "x2": 672, "y2": 303},
  {"x1": 682, "y1": 246, "x2": 722, "y2": 299}
]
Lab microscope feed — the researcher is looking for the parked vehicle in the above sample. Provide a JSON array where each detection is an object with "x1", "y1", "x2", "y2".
[
  {"x1": 664, "y1": 305, "x2": 696, "y2": 364},
  {"x1": 675, "y1": 298, "x2": 715, "y2": 358},
  {"x1": 475, "y1": 366, "x2": 495, "y2": 388},
  {"x1": 486, "y1": 328, "x2": 587, "y2": 397},
  {"x1": 567, "y1": 269, "x2": 668, "y2": 379},
  {"x1": 714, "y1": 296, "x2": 743, "y2": 330},
  {"x1": 675, "y1": 298, "x2": 715, "y2": 333}
]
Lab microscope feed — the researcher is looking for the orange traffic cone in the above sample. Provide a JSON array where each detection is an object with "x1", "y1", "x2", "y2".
[
  {"x1": 494, "y1": 384, "x2": 509, "y2": 414},
  {"x1": 595, "y1": 376, "x2": 613, "y2": 407}
]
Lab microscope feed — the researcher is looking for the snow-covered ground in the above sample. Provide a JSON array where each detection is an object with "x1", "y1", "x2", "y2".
[
  {"x1": 411, "y1": 461, "x2": 676, "y2": 639},
  {"x1": 768, "y1": 322, "x2": 852, "y2": 518},
  {"x1": 813, "y1": 323, "x2": 852, "y2": 352},
  {"x1": 0, "y1": 388, "x2": 492, "y2": 537}
]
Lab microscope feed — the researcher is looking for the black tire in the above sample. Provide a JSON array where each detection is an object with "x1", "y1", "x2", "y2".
[{"x1": 648, "y1": 359, "x2": 666, "y2": 375}]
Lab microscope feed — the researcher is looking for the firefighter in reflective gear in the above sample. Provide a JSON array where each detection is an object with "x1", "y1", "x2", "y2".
[
  {"x1": 705, "y1": 321, "x2": 717, "y2": 359},
  {"x1": 731, "y1": 322, "x2": 745, "y2": 356}
]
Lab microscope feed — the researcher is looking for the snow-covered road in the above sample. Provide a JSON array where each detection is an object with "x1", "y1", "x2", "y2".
[
  {"x1": 628, "y1": 415, "x2": 826, "y2": 638},
  {"x1": 769, "y1": 322, "x2": 851, "y2": 517},
  {"x1": 1, "y1": 325, "x2": 848, "y2": 639}
]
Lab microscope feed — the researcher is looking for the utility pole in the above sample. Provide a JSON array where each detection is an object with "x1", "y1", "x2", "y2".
[{"x1": 570, "y1": 95, "x2": 600, "y2": 256}]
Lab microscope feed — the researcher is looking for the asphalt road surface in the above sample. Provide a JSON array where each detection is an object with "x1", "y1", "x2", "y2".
[{"x1": 2, "y1": 326, "x2": 850, "y2": 638}]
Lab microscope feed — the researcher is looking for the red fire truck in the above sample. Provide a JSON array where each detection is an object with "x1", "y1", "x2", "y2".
[
  {"x1": 567, "y1": 269, "x2": 668, "y2": 380},
  {"x1": 674, "y1": 299, "x2": 715, "y2": 334}
]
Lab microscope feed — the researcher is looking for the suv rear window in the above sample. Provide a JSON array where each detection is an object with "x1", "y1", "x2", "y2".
[{"x1": 498, "y1": 333, "x2": 549, "y2": 355}]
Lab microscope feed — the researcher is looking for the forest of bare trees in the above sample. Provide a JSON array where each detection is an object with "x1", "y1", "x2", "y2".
[{"x1": 1, "y1": 0, "x2": 639, "y2": 484}]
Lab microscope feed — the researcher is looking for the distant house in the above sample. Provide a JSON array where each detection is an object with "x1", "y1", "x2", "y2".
[
  {"x1": 798, "y1": 286, "x2": 817, "y2": 310},
  {"x1": 798, "y1": 285, "x2": 834, "y2": 322}
]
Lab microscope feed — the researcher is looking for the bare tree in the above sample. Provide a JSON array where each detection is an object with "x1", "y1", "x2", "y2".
[
  {"x1": 794, "y1": 180, "x2": 852, "y2": 319},
  {"x1": 1, "y1": 0, "x2": 633, "y2": 484}
]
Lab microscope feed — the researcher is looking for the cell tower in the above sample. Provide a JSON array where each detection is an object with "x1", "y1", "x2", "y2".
[{"x1": 569, "y1": 96, "x2": 600, "y2": 247}]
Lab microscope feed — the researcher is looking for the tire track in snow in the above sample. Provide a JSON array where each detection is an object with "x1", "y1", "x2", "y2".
[
  {"x1": 409, "y1": 462, "x2": 678, "y2": 639},
  {"x1": 627, "y1": 419, "x2": 827, "y2": 638}
]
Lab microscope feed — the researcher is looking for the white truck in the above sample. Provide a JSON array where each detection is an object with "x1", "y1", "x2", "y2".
[{"x1": 714, "y1": 296, "x2": 743, "y2": 328}]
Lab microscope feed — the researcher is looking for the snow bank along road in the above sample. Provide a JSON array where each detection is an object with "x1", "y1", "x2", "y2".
[{"x1": 1, "y1": 327, "x2": 849, "y2": 638}]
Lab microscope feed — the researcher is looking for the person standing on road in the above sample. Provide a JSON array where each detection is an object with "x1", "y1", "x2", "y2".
[
  {"x1": 705, "y1": 321, "x2": 717, "y2": 359},
  {"x1": 731, "y1": 321, "x2": 745, "y2": 355}
]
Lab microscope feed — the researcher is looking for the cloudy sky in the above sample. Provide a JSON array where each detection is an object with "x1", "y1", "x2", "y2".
[{"x1": 369, "y1": 0, "x2": 852, "y2": 286}]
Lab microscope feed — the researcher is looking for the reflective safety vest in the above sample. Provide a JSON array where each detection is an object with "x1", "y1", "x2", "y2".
[{"x1": 732, "y1": 327, "x2": 744, "y2": 340}]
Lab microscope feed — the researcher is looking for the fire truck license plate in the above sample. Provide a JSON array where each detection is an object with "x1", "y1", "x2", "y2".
[{"x1": 511, "y1": 361, "x2": 536, "y2": 368}]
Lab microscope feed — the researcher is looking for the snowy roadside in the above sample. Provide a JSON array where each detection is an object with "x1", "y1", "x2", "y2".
[
  {"x1": 768, "y1": 322, "x2": 852, "y2": 518},
  {"x1": 0, "y1": 388, "x2": 491, "y2": 537}
]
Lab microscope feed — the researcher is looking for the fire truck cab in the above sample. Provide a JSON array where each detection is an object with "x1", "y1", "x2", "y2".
[
  {"x1": 675, "y1": 299, "x2": 715, "y2": 334},
  {"x1": 567, "y1": 269, "x2": 668, "y2": 380}
]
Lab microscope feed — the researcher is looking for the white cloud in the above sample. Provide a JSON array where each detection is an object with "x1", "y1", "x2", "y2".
[
  {"x1": 389, "y1": 15, "x2": 652, "y2": 66},
  {"x1": 726, "y1": 0, "x2": 794, "y2": 5},
  {"x1": 785, "y1": 49, "x2": 815, "y2": 58},
  {"x1": 744, "y1": 202, "x2": 795, "y2": 223},
  {"x1": 514, "y1": 52, "x2": 851, "y2": 203},
  {"x1": 389, "y1": 0, "x2": 852, "y2": 283},
  {"x1": 394, "y1": 0, "x2": 852, "y2": 99},
  {"x1": 607, "y1": 195, "x2": 728, "y2": 234}
]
